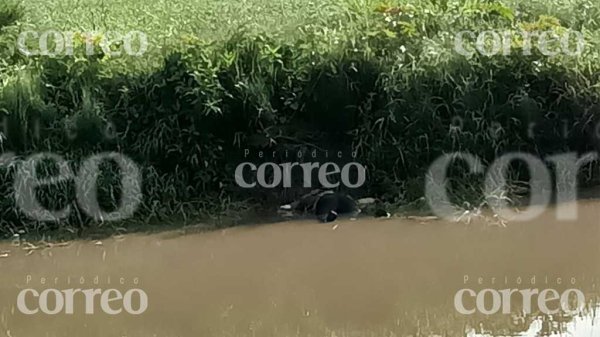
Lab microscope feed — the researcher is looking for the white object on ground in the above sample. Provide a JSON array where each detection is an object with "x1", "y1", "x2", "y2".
[{"x1": 357, "y1": 197, "x2": 376, "y2": 205}]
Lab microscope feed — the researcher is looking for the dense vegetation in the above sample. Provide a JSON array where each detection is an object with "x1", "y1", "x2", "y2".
[{"x1": 0, "y1": 0, "x2": 599, "y2": 237}]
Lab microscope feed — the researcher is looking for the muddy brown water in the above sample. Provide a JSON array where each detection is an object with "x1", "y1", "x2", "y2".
[{"x1": 0, "y1": 201, "x2": 599, "y2": 337}]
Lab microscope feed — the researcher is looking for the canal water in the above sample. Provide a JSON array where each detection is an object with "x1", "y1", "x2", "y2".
[{"x1": 0, "y1": 200, "x2": 599, "y2": 336}]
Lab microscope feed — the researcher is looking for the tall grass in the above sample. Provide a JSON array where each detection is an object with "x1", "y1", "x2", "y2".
[{"x1": 0, "y1": 0, "x2": 599, "y2": 236}]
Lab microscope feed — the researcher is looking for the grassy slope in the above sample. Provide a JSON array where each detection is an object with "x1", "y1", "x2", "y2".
[{"x1": 2, "y1": 0, "x2": 600, "y2": 239}]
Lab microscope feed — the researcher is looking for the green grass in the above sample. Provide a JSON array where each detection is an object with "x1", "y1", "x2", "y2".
[
  {"x1": 17, "y1": 0, "x2": 362, "y2": 70},
  {"x1": 22, "y1": 0, "x2": 347, "y2": 42},
  {"x1": 16, "y1": 0, "x2": 600, "y2": 72},
  {"x1": 1, "y1": 0, "x2": 600, "y2": 237},
  {"x1": 21, "y1": 0, "x2": 600, "y2": 36}
]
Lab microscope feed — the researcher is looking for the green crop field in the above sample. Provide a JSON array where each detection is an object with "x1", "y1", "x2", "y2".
[
  {"x1": 19, "y1": 0, "x2": 600, "y2": 37},
  {"x1": 21, "y1": 0, "x2": 346, "y2": 45},
  {"x1": 15, "y1": 0, "x2": 359, "y2": 69},
  {"x1": 12, "y1": 0, "x2": 600, "y2": 69}
]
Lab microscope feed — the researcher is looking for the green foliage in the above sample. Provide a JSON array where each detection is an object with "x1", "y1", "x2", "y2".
[
  {"x1": 0, "y1": 0, "x2": 599, "y2": 236},
  {"x1": 0, "y1": 0, "x2": 22, "y2": 29}
]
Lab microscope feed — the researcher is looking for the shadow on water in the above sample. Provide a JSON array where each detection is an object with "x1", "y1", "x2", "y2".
[{"x1": 0, "y1": 200, "x2": 599, "y2": 336}]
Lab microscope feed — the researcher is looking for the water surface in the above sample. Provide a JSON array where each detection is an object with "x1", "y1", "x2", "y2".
[{"x1": 1, "y1": 200, "x2": 599, "y2": 336}]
